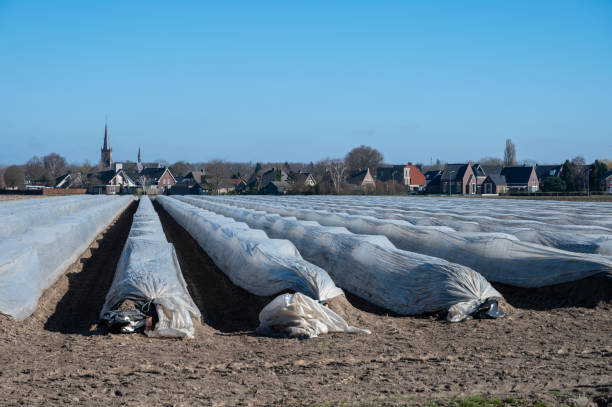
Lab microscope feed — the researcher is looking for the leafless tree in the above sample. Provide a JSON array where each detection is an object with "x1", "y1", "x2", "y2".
[
  {"x1": 206, "y1": 159, "x2": 228, "y2": 195},
  {"x1": 170, "y1": 161, "x2": 194, "y2": 177},
  {"x1": 323, "y1": 158, "x2": 346, "y2": 195},
  {"x1": 479, "y1": 156, "x2": 503, "y2": 166},
  {"x1": 3, "y1": 165, "x2": 25, "y2": 189},
  {"x1": 24, "y1": 156, "x2": 46, "y2": 182},
  {"x1": 503, "y1": 139, "x2": 517, "y2": 166},
  {"x1": 571, "y1": 156, "x2": 587, "y2": 191},
  {"x1": 344, "y1": 145, "x2": 383, "y2": 175},
  {"x1": 43, "y1": 153, "x2": 67, "y2": 180}
]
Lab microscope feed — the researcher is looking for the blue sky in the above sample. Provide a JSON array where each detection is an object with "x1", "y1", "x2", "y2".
[{"x1": 1, "y1": 1, "x2": 611, "y2": 165}]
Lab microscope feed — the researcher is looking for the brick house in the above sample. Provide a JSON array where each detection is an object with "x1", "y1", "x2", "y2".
[
  {"x1": 138, "y1": 167, "x2": 176, "y2": 194},
  {"x1": 482, "y1": 174, "x2": 508, "y2": 194},
  {"x1": 440, "y1": 163, "x2": 476, "y2": 195},
  {"x1": 88, "y1": 168, "x2": 137, "y2": 195},
  {"x1": 602, "y1": 170, "x2": 612, "y2": 194},
  {"x1": 500, "y1": 166, "x2": 539, "y2": 192},
  {"x1": 377, "y1": 164, "x2": 426, "y2": 191}
]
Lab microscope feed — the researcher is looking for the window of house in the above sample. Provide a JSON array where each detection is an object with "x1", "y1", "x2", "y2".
[
  {"x1": 443, "y1": 183, "x2": 448, "y2": 193},
  {"x1": 471, "y1": 183, "x2": 476, "y2": 194}
]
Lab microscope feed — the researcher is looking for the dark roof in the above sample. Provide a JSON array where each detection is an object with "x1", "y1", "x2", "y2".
[
  {"x1": 480, "y1": 165, "x2": 503, "y2": 176},
  {"x1": 535, "y1": 164, "x2": 563, "y2": 179},
  {"x1": 500, "y1": 166, "x2": 534, "y2": 184},
  {"x1": 55, "y1": 173, "x2": 71, "y2": 185},
  {"x1": 471, "y1": 165, "x2": 486, "y2": 178},
  {"x1": 376, "y1": 165, "x2": 404, "y2": 181},
  {"x1": 602, "y1": 170, "x2": 612, "y2": 180},
  {"x1": 185, "y1": 170, "x2": 206, "y2": 184},
  {"x1": 424, "y1": 170, "x2": 442, "y2": 185},
  {"x1": 263, "y1": 181, "x2": 289, "y2": 194},
  {"x1": 485, "y1": 174, "x2": 507, "y2": 186},
  {"x1": 441, "y1": 164, "x2": 470, "y2": 181},
  {"x1": 97, "y1": 170, "x2": 117, "y2": 184},
  {"x1": 139, "y1": 167, "x2": 166, "y2": 179},
  {"x1": 348, "y1": 169, "x2": 372, "y2": 185}
]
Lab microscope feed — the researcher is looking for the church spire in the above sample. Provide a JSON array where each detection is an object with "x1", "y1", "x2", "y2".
[
  {"x1": 138, "y1": 146, "x2": 142, "y2": 163},
  {"x1": 103, "y1": 121, "x2": 110, "y2": 150}
]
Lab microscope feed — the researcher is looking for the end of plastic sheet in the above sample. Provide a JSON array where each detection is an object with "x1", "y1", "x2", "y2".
[
  {"x1": 256, "y1": 292, "x2": 371, "y2": 339},
  {"x1": 446, "y1": 297, "x2": 506, "y2": 323}
]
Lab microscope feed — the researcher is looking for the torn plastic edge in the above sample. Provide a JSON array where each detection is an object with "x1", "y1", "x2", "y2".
[
  {"x1": 446, "y1": 297, "x2": 505, "y2": 323},
  {"x1": 101, "y1": 300, "x2": 158, "y2": 334}
]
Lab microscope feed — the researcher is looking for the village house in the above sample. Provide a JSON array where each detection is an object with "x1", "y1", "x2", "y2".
[
  {"x1": 500, "y1": 166, "x2": 539, "y2": 192},
  {"x1": 55, "y1": 172, "x2": 83, "y2": 189},
  {"x1": 602, "y1": 170, "x2": 612, "y2": 194},
  {"x1": 377, "y1": 164, "x2": 426, "y2": 191},
  {"x1": 247, "y1": 167, "x2": 288, "y2": 192},
  {"x1": 171, "y1": 169, "x2": 210, "y2": 195},
  {"x1": 138, "y1": 166, "x2": 176, "y2": 194},
  {"x1": 348, "y1": 168, "x2": 376, "y2": 192},
  {"x1": 424, "y1": 170, "x2": 443, "y2": 194},
  {"x1": 263, "y1": 180, "x2": 290, "y2": 195},
  {"x1": 88, "y1": 165, "x2": 137, "y2": 194},
  {"x1": 482, "y1": 174, "x2": 508, "y2": 194},
  {"x1": 293, "y1": 172, "x2": 317, "y2": 188},
  {"x1": 535, "y1": 164, "x2": 563, "y2": 186},
  {"x1": 440, "y1": 163, "x2": 476, "y2": 195}
]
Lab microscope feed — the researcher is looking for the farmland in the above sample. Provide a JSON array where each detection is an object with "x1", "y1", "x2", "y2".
[{"x1": 0, "y1": 195, "x2": 611, "y2": 406}]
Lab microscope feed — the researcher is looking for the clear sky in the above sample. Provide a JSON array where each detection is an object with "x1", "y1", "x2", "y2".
[{"x1": 1, "y1": 1, "x2": 611, "y2": 166}]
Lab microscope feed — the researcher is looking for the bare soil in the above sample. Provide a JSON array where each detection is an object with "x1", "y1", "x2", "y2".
[{"x1": 0, "y1": 202, "x2": 610, "y2": 406}]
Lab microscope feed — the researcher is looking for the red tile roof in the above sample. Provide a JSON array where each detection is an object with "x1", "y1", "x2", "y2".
[{"x1": 405, "y1": 165, "x2": 426, "y2": 186}]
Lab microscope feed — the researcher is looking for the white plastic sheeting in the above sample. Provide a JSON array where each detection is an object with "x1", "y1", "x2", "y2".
[
  {"x1": 257, "y1": 292, "x2": 371, "y2": 338},
  {"x1": 100, "y1": 196, "x2": 201, "y2": 338},
  {"x1": 156, "y1": 196, "x2": 343, "y2": 301},
  {"x1": 0, "y1": 196, "x2": 134, "y2": 320},
  {"x1": 176, "y1": 196, "x2": 501, "y2": 316},
  {"x1": 223, "y1": 196, "x2": 612, "y2": 255},
  {"x1": 204, "y1": 196, "x2": 612, "y2": 288},
  {"x1": 0, "y1": 196, "x2": 115, "y2": 241}
]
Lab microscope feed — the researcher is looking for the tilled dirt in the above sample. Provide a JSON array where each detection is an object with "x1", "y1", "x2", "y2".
[{"x1": 0, "y1": 201, "x2": 610, "y2": 406}]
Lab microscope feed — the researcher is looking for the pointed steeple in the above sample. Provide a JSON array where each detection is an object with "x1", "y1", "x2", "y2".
[
  {"x1": 138, "y1": 146, "x2": 142, "y2": 163},
  {"x1": 103, "y1": 122, "x2": 110, "y2": 150}
]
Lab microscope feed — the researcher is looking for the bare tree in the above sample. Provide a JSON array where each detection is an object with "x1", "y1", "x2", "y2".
[
  {"x1": 170, "y1": 161, "x2": 194, "y2": 177},
  {"x1": 43, "y1": 153, "x2": 67, "y2": 180},
  {"x1": 571, "y1": 156, "x2": 587, "y2": 191},
  {"x1": 324, "y1": 159, "x2": 346, "y2": 195},
  {"x1": 3, "y1": 165, "x2": 25, "y2": 189},
  {"x1": 344, "y1": 145, "x2": 383, "y2": 175},
  {"x1": 479, "y1": 156, "x2": 503, "y2": 166},
  {"x1": 206, "y1": 160, "x2": 228, "y2": 194},
  {"x1": 24, "y1": 156, "x2": 46, "y2": 182},
  {"x1": 503, "y1": 139, "x2": 517, "y2": 166}
]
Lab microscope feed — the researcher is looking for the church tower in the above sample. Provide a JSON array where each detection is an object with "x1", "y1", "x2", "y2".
[
  {"x1": 100, "y1": 122, "x2": 113, "y2": 170},
  {"x1": 137, "y1": 146, "x2": 143, "y2": 173}
]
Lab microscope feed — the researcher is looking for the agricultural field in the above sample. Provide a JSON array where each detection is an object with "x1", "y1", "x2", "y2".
[{"x1": 0, "y1": 195, "x2": 610, "y2": 406}]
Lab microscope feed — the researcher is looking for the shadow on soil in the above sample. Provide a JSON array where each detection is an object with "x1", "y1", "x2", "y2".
[
  {"x1": 493, "y1": 275, "x2": 612, "y2": 310},
  {"x1": 44, "y1": 200, "x2": 138, "y2": 335},
  {"x1": 153, "y1": 200, "x2": 275, "y2": 333}
]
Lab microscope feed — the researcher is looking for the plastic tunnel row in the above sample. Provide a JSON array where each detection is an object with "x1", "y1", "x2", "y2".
[
  {"x1": 0, "y1": 196, "x2": 135, "y2": 320},
  {"x1": 223, "y1": 196, "x2": 612, "y2": 256},
  {"x1": 0, "y1": 195, "x2": 117, "y2": 241},
  {"x1": 248, "y1": 195, "x2": 612, "y2": 230},
  {"x1": 278, "y1": 195, "x2": 612, "y2": 226},
  {"x1": 174, "y1": 196, "x2": 504, "y2": 321},
  {"x1": 100, "y1": 196, "x2": 201, "y2": 338},
  {"x1": 156, "y1": 196, "x2": 369, "y2": 338},
  {"x1": 203, "y1": 196, "x2": 612, "y2": 287}
]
